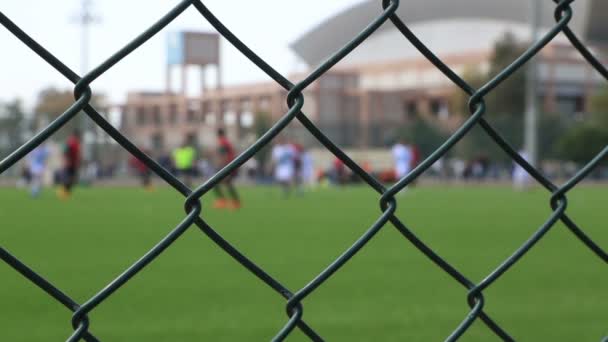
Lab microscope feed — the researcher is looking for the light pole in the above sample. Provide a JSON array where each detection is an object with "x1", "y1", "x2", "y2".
[
  {"x1": 524, "y1": 0, "x2": 541, "y2": 166},
  {"x1": 72, "y1": 0, "x2": 100, "y2": 162}
]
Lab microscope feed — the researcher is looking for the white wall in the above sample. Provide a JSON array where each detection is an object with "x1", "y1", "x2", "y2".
[{"x1": 338, "y1": 18, "x2": 568, "y2": 69}]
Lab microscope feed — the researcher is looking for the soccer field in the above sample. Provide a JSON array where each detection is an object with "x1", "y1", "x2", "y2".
[{"x1": 0, "y1": 185, "x2": 606, "y2": 341}]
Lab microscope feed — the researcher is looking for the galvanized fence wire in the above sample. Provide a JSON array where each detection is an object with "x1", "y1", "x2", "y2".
[{"x1": 0, "y1": 0, "x2": 606, "y2": 340}]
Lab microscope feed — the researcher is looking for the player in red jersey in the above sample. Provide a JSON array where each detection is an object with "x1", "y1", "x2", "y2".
[
  {"x1": 128, "y1": 149, "x2": 153, "y2": 191},
  {"x1": 58, "y1": 129, "x2": 81, "y2": 199},
  {"x1": 213, "y1": 128, "x2": 241, "y2": 209}
]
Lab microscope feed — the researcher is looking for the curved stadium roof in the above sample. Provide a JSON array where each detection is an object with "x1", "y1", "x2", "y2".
[{"x1": 291, "y1": 0, "x2": 608, "y2": 67}]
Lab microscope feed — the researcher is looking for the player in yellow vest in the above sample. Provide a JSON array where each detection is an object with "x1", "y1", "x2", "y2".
[{"x1": 172, "y1": 140, "x2": 196, "y2": 187}]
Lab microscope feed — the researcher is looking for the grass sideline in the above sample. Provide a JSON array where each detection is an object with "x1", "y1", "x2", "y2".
[{"x1": 1, "y1": 185, "x2": 606, "y2": 341}]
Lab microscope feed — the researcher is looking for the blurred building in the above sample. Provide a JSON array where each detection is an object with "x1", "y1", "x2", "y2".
[{"x1": 121, "y1": 0, "x2": 608, "y2": 150}]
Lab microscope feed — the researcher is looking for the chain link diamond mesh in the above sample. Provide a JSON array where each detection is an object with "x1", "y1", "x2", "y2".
[{"x1": 1, "y1": 0, "x2": 607, "y2": 341}]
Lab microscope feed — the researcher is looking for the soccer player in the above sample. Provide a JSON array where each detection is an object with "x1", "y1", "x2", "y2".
[
  {"x1": 513, "y1": 149, "x2": 532, "y2": 190},
  {"x1": 392, "y1": 138, "x2": 412, "y2": 183},
  {"x1": 290, "y1": 140, "x2": 304, "y2": 194},
  {"x1": 172, "y1": 138, "x2": 196, "y2": 187},
  {"x1": 128, "y1": 151, "x2": 153, "y2": 191},
  {"x1": 27, "y1": 144, "x2": 49, "y2": 197},
  {"x1": 213, "y1": 128, "x2": 241, "y2": 209},
  {"x1": 332, "y1": 157, "x2": 347, "y2": 185},
  {"x1": 271, "y1": 137, "x2": 296, "y2": 196},
  {"x1": 301, "y1": 148, "x2": 315, "y2": 188},
  {"x1": 409, "y1": 143, "x2": 421, "y2": 187},
  {"x1": 58, "y1": 129, "x2": 82, "y2": 199}
]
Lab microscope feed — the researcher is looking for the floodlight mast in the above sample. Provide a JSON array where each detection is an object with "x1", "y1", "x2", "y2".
[
  {"x1": 72, "y1": 0, "x2": 100, "y2": 162},
  {"x1": 524, "y1": 0, "x2": 541, "y2": 166}
]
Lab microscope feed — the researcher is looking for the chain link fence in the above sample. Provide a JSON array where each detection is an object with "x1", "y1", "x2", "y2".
[{"x1": 1, "y1": 0, "x2": 607, "y2": 341}]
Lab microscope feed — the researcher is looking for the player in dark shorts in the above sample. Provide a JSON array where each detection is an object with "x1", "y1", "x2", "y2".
[
  {"x1": 213, "y1": 128, "x2": 241, "y2": 209},
  {"x1": 58, "y1": 129, "x2": 81, "y2": 199}
]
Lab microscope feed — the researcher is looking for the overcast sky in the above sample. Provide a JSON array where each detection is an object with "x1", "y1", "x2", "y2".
[{"x1": 0, "y1": 0, "x2": 363, "y2": 108}]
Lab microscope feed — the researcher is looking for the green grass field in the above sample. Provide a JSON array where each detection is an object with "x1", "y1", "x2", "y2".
[{"x1": 1, "y1": 185, "x2": 606, "y2": 341}]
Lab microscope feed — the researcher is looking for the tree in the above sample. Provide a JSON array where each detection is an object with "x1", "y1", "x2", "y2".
[
  {"x1": 486, "y1": 32, "x2": 527, "y2": 115},
  {"x1": 447, "y1": 32, "x2": 541, "y2": 162},
  {"x1": 0, "y1": 99, "x2": 28, "y2": 157},
  {"x1": 589, "y1": 85, "x2": 608, "y2": 127},
  {"x1": 557, "y1": 86, "x2": 608, "y2": 164},
  {"x1": 557, "y1": 124, "x2": 608, "y2": 163},
  {"x1": 449, "y1": 32, "x2": 527, "y2": 117},
  {"x1": 449, "y1": 67, "x2": 486, "y2": 116},
  {"x1": 399, "y1": 118, "x2": 447, "y2": 158},
  {"x1": 33, "y1": 87, "x2": 106, "y2": 139}
]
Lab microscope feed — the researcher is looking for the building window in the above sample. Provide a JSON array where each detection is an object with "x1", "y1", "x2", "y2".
[
  {"x1": 430, "y1": 99, "x2": 442, "y2": 116},
  {"x1": 240, "y1": 98, "x2": 251, "y2": 112},
  {"x1": 152, "y1": 105, "x2": 161, "y2": 125},
  {"x1": 187, "y1": 109, "x2": 197, "y2": 123},
  {"x1": 556, "y1": 95, "x2": 584, "y2": 116},
  {"x1": 186, "y1": 132, "x2": 198, "y2": 146},
  {"x1": 187, "y1": 101, "x2": 200, "y2": 123},
  {"x1": 259, "y1": 96, "x2": 271, "y2": 110},
  {"x1": 224, "y1": 112, "x2": 236, "y2": 126},
  {"x1": 205, "y1": 113, "x2": 216, "y2": 125},
  {"x1": 220, "y1": 100, "x2": 230, "y2": 114},
  {"x1": 169, "y1": 103, "x2": 178, "y2": 125},
  {"x1": 404, "y1": 101, "x2": 418, "y2": 120},
  {"x1": 201, "y1": 102, "x2": 210, "y2": 121},
  {"x1": 241, "y1": 112, "x2": 254, "y2": 127},
  {"x1": 430, "y1": 98, "x2": 450, "y2": 120},
  {"x1": 136, "y1": 107, "x2": 145, "y2": 125}
]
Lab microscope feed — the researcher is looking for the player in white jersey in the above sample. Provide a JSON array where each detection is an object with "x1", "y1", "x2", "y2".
[
  {"x1": 392, "y1": 138, "x2": 413, "y2": 180},
  {"x1": 301, "y1": 150, "x2": 315, "y2": 187},
  {"x1": 272, "y1": 138, "x2": 296, "y2": 196},
  {"x1": 513, "y1": 149, "x2": 532, "y2": 190},
  {"x1": 27, "y1": 144, "x2": 49, "y2": 197}
]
